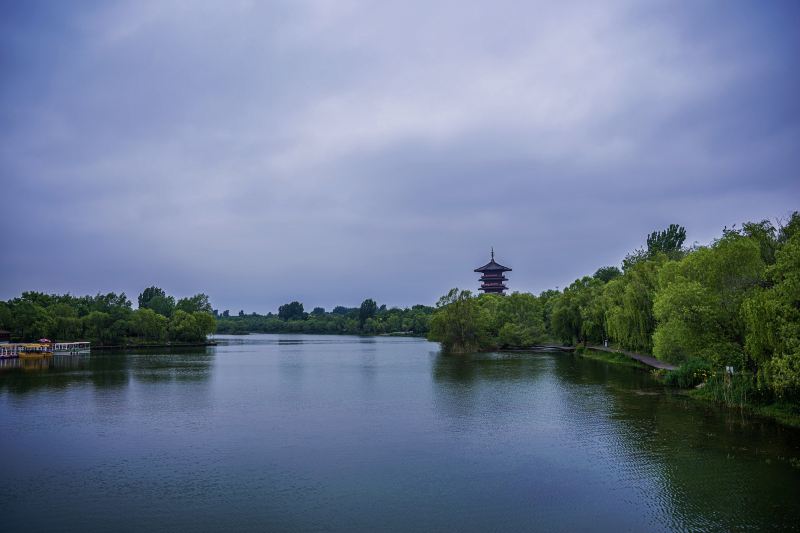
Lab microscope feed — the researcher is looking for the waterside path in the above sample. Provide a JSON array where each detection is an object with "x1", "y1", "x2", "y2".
[{"x1": 587, "y1": 345, "x2": 678, "y2": 371}]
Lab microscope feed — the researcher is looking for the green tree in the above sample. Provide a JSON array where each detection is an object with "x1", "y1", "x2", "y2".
[
  {"x1": 741, "y1": 220, "x2": 778, "y2": 265},
  {"x1": 13, "y1": 301, "x2": 53, "y2": 341},
  {"x1": 47, "y1": 303, "x2": 80, "y2": 340},
  {"x1": 148, "y1": 295, "x2": 175, "y2": 317},
  {"x1": 138, "y1": 286, "x2": 165, "y2": 308},
  {"x1": 653, "y1": 232, "x2": 764, "y2": 366},
  {"x1": 647, "y1": 223, "x2": 686, "y2": 257},
  {"x1": 278, "y1": 301, "x2": 305, "y2": 321},
  {"x1": 548, "y1": 277, "x2": 606, "y2": 345},
  {"x1": 742, "y1": 232, "x2": 800, "y2": 398},
  {"x1": 604, "y1": 258, "x2": 663, "y2": 353},
  {"x1": 623, "y1": 224, "x2": 686, "y2": 271},
  {"x1": 551, "y1": 290, "x2": 581, "y2": 344},
  {"x1": 129, "y1": 308, "x2": 167, "y2": 342},
  {"x1": 176, "y1": 293, "x2": 213, "y2": 314},
  {"x1": 193, "y1": 312, "x2": 217, "y2": 338},
  {"x1": 593, "y1": 266, "x2": 622, "y2": 283},
  {"x1": 359, "y1": 299, "x2": 378, "y2": 328},
  {"x1": 168, "y1": 310, "x2": 201, "y2": 342},
  {"x1": 579, "y1": 282, "x2": 607, "y2": 344},
  {"x1": 495, "y1": 292, "x2": 545, "y2": 347},
  {"x1": 428, "y1": 289, "x2": 485, "y2": 352},
  {"x1": 82, "y1": 311, "x2": 115, "y2": 344},
  {"x1": 538, "y1": 289, "x2": 561, "y2": 338},
  {"x1": 653, "y1": 280, "x2": 726, "y2": 365},
  {"x1": 778, "y1": 211, "x2": 800, "y2": 243},
  {"x1": 0, "y1": 302, "x2": 13, "y2": 333}
]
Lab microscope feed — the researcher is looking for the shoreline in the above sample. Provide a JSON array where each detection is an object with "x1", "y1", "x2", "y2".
[
  {"x1": 217, "y1": 331, "x2": 428, "y2": 338},
  {"x1": 571, "y1": 347, "x2": 800, "y2": 428},
  {"x1": 686, "y1": 386, "x2": 800, "y2": 429},
  {"x1": 574, "y1": 347, "x2": 650, "y2": 370},
  {"x1": 91, "y1": 341, "x2": 217, "y2": 351}
]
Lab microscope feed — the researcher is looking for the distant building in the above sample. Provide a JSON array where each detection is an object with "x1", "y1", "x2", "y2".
[
  {"x1": 0, "y1": 330, "x2": 10, "y2": 344},
  {"x1": 474, "y1": 249, "x2": 511, "y2": 294}
]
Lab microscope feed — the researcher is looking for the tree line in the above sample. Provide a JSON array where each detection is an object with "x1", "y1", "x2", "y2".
[
  {"x1": 428, "y1": 212, "x2": 800, "y2": 403},
  {"x1": 0, "y1": 287, "x2": 216, "y2": 346},
  {"x1": 215, "y1": 298, "x2": 433, "y2": 336}
]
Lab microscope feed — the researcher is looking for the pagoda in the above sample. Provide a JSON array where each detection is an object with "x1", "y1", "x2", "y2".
[{"x1": 474, "y1": 248, "x2": 512, "y2": 294}]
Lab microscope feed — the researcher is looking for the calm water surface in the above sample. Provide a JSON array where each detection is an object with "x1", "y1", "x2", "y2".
[{"x1": 1, "y1": 335, "x2": 799, "y2": 532}]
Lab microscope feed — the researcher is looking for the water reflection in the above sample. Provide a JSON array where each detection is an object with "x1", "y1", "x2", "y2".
[
  {"x1": 215, "y1": 333, "x2": 412, "y2": 347},
  {"x1": 433, "y1": 351, "x2": 549, "y2": 384},
  {"x1": 131, "y1": 350, "x2": 213, "y2": 384},
  {"x1": 432, "y1": 350, "x2": 800, "y2": 532},
  {"x1": 0, "y1": 348, "x2": 213, "y2": 394},
  {"x1": 431, "y1": 352, "x2": 553, "y2": 429},
  {"x1": 0, "y1": 354, "x2": 92, "y2": 373},
  {"x1": 1, "y1": 337, "x2": 798, "y2": 532},
  {"x1": 575, "y1": 355, "x2": 800, "y2": 531}
]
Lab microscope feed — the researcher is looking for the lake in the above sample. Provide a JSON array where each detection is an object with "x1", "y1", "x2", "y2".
[{"x1": 1, "y1": 334, "x2": 799, "y2": 532}]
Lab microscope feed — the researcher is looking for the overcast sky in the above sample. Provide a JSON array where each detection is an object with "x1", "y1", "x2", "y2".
[{"x1": 1, "y1": 0, "x2": 798, "y2": 313}]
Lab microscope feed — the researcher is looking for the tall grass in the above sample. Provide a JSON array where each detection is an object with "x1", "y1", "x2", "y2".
[{"x1": 700, "y1": 371, "x2": 761, "y2": 408}]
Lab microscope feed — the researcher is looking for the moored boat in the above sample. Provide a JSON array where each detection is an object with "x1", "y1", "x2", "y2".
[
  {"x1": 52, "y1": 341, "x2": 91, "y2": 355},
  {"x1": 18, "y1": 344, "x2": 53, "y2": 358}
]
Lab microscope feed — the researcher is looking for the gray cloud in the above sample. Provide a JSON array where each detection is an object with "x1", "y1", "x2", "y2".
[{"x1": 1, "y1": 0, "x2": 798, "y2": 312}]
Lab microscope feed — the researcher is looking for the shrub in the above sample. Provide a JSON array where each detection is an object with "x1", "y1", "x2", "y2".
[{"x1": 663, "y1": 358, "x2": 712, "y2": 388}]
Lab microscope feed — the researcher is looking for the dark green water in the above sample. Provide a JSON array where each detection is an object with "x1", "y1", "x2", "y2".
[{"x1": 1, "y1": 334, "x2": 798, "y2": 532}]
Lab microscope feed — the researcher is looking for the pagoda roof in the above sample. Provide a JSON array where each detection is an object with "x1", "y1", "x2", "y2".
[
  {"x1": 474, "y1": 249, "x2": 511, "y2": 273},
  {"x1": 480, "y1": 275, "x2": 508, "y2": 281}
]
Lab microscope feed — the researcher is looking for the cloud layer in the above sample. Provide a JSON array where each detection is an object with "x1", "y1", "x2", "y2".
[{"x1": 2, "y1": 0, "x2": 798, "y2": 312}]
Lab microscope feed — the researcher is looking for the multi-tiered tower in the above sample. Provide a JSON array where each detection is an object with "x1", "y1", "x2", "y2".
[{"x1": 474, "y1": 248, "x2": 511, "y2": 294}]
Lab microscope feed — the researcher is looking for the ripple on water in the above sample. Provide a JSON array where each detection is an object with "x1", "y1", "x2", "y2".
[{"x1": 1, "y1": 340, "x2": 800, "y2": 532}]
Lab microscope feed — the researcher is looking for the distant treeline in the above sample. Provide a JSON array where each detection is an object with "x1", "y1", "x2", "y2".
[
  {"x1": 215, "y1": 299, "x2": 433, "y2": 336},
  {"x1": 429, "y1": 212, "x2": 800, "y2": 404},
  {"x1": 0, "y1": 287, "x2": 216, "y2": 346}
]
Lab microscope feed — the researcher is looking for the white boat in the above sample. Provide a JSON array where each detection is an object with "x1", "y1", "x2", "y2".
[{"x1": 52, "y1": 342, "x2": 91, "y2": 355}]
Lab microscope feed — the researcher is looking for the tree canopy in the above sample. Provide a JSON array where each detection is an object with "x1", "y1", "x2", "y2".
[
  {"x1": 1, "y1": 288, "x2": 215, "y2": 346},
  {"x1": 278, "y1": 301, "x2": 306, "y2": 321},
  {"x1": 216, "y1": 300, "x2": 432, "y2": 336},
  {"x1": 427, "y1": 212, "x2": 800, "y2": 406}
]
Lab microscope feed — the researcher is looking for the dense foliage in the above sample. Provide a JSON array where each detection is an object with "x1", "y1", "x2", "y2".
[
  {"x1": 216, "y1": 299, "x2": 433, "y2": 336},
  {"x1": 428, "y1": 289, "x2": 546, "y2": 351},
  {"x1": 429, "y1": 212, "x2": 800, "y2": 405},
  {"x1": 0, "y1": 287, "x2": 216, "y2": 346}
]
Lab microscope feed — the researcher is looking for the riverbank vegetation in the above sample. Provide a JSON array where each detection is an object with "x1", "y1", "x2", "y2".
[
  {"x1": 4, "y1": 213, "x2": 798, "y2": 421},
  {"x1": 428, "y1": 289, "x2": 548, "y2": 352},
  {"x1": 429, "y1": 212, "x2": 800, "y2": 419},
  {"x1": 576, "y1": 347, "x2": 645, "y2": 369},
  {"x1": 0, "y1": 287, "x2": 216, "y2": 346},
  {"x1": 215, "y1": 299, "x2": 433, "y2": 336}
]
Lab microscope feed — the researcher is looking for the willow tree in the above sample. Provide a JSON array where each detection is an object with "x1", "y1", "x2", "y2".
[
  {"x1": 742, "y1": 232, "x2": 800, "y2": 398},
  {"x1": 604, "y1": 258, "x2": 663, "y2": 353},
  {"x1": 653, "y1": 233, "x2": 765, "y2": 366},
  {"x1": 428, "y1": 289, "x2": 485, "y2": 353}
]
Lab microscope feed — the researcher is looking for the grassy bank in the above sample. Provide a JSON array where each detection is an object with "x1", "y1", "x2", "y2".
[
  {"x1": 574, "y1": 347, "x2": 800, "y2": 428},
  {"x1": 575, "y1": 347, "x2": 646, "y2": 369},
  {"x1": 687, "y1": 386, "x2": 800, "y2": 428},
  {"x1": 655, "y1": 359, "x2": 800, "y2": 427}
]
